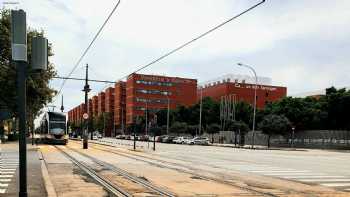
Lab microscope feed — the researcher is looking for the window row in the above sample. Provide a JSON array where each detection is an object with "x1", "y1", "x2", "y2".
[
  {"x1": 134, "y1": 106, "x2": 163, "y2": 113},
  {"x1": 136, "y1": 80, "x2": 173, "y2": 87},
  {"x1": 135, "y1": 97, "x2": 169, "y2": 104},
  {"x1": 136, "y1": 89, "x2": 172, "y2": 95}
]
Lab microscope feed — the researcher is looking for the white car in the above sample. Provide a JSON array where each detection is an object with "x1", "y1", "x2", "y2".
[
  {"x1": 173, "y1": 137, "x2": 192, "y2": 144},
  {"x1": 187, "y1": 137, "x2": 209, "y2": 145}
]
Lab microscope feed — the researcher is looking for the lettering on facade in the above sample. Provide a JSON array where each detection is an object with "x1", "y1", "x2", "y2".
[{"x1": 140, "y1": 75, "x2": 195, "y2": 84}]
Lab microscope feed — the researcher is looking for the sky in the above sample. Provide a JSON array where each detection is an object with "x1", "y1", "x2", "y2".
[{"x1": 2, "y1": 0, "x2": 350, "y2": 119}]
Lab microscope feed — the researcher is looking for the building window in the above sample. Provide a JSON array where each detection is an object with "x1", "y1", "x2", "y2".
[
  {"x1": 136, "y1": 89, "x2": 172, "y2": 95},
  {"x1": 265, "y1": 92, "x2": 269, "y2": 97},
  {"x1": 136, "y1": 80, "x2": 173, "y2": 87}
]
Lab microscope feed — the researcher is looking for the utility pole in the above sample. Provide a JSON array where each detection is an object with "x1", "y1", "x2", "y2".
[
  {"x1": 12, "y1": 9, "x2": 48, "y2": 197},
  {"x1": 12, "y1": 10, "x2": 27, "y2": 197},
  {"x1": 166, "y1": 96, "x2": 170, "y2": 135},
  {"x1": 83, "y1": 64, "x2": 91, "y2": 149},
  {"x1": 60, "y1": 95, "x2": 64, "y2": 112},
  {"x1": 121, "y1": 107, "x2": 124, "y2": 134},
  {"x1": 199, "y1": 87, "x2": 203, "y2": 136},
  {"x1": 237, "y1": 63, "x2": 257, "y2": 149}
]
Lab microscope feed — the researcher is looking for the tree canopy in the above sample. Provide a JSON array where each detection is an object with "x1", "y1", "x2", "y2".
[{"x1": 0, "y1": 9, "x2": 57, "y2": 119}]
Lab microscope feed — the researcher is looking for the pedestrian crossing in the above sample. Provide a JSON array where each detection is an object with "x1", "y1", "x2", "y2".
[
  {"x1": 226, "y1": 163, "x2": 350, "y2": 192},
  {"x1": 0, "y1": 151, "x2": 19, "y2": 194}
]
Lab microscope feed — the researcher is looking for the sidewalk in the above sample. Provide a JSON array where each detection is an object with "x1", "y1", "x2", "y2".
[{"x1": 1, "y1": 141, "x2": 48, "y2": 197}]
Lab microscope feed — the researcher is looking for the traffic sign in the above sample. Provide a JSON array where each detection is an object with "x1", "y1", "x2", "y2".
[{"x1": 83, "y1": 113, "x2": 89, "y2": 120}]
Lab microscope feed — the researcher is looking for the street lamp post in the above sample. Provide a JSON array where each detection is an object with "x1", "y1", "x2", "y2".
[
  {"x1": 166, "y1": 96, "x2": 170, "y2": 135},
  {"x1": 199, "y1": 87, "x2": 203, "y2": 136},
  {"x1": 291, "y1": 127, "x2": 295, "y2": 148},
  {"x1": 237, "y1": 63, "x2": 257, "y2": 149}
]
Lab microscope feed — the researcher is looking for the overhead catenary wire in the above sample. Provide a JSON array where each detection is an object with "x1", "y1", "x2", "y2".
[
  {"x1": 96, "y1": 0, "x2": 266, "y2": 94},
  {"x1": 116, "y1": 0, "x2": 265, "y2": 82},
  {"x1": 54, "y1": 0, "x2": 121, "y2": 101}
]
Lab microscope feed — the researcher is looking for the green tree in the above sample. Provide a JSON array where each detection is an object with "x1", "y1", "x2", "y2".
[
  {"x1": 227, "y1": 120, "x2": 249, "y2": 146},
  {"x1": 258, "y1": 114, "x2": 291, "y2": 148},
  {"x1": 170, "y1": 121, "x2": 187, "y2": 134},
  {"x1": 0, "y1": 9, "x2": 57, "y2": 121},
  {"x1": 207, "y1": 123, "x2": 220, "y2": 143}
]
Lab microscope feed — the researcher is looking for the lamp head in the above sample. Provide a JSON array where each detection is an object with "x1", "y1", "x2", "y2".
[{"x1": 237, "y1": 63, "x2": 243, "y2": 66}]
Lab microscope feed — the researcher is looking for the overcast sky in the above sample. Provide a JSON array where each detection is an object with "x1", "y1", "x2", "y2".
[{"x1": 2, "y1": 0, "x2": 350, "y2": 115}]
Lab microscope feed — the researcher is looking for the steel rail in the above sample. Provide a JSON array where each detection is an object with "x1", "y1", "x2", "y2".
[
  {"x1": 54, "y1": 146, "x2": 132, "y2": 197},
  {"x1": 79, "y1": 140, "x2": 282, "y2": 197},
  {"x1": 65, "y1": 146, "x2": 176, "y2": 197}
]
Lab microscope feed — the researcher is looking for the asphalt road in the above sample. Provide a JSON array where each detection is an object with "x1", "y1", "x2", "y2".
[{"x1": 96, "y1": 137, "x2": 350, "y2": 193}]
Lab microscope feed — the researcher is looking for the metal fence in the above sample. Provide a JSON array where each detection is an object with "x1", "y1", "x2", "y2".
[{"x1": 205, "y1": 130, "x2": 350, "y2": 149}]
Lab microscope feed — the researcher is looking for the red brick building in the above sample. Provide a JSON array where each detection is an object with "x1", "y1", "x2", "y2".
[
  {"x1": 114, "y1": 82, "x2": 126, "y2": 131},
  {"x1": 104, "y1": 87, "x2": 115, "y2": 136},
  {"x1": 198, "y1": 81, "x2": 286, "y2": 109},
  {"x1": 125, "y1": 73, "x2": 197, "y2": 124},
  {"x1": 97, "y1": 92, "x2": 105, "y2": 116},
  {"x1": 92, "y1": 96, "x2": 98, "y2": 118}
]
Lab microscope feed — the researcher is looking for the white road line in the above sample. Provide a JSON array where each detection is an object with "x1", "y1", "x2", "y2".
[
  {"x1": 0, "y1": 175, "x2": 13, "y2": 178},
  {"x1": 0, "y1": 169, "x2": 17, "y2": 171},
  {"x1": 0, "y1": 172, "x2": 15, "y2": 174},
  {"x1": 299, "y1": 179, "x2": 350, "y2": 182},
  {"x1": 321, "y1": 183, "x2": 350, "y2": 187},
  {"x1": 0, "y1": 179, "x2": 11, "y2": 182},
  {"x1": 0, "y1": 188, "x2": 6, "y2": 194},
  {"x1": 0, "y1": 183, "x2": 9, "y2": 187},
  {"x1": 282, "y1": 175, "x2": 346, "y2": 179},
  {"x1": 250, "y1": 170, "x2": 309, "y2": 173},
  {"x1": 265, "y1": 172, "x2": 325, "y2": 176}
]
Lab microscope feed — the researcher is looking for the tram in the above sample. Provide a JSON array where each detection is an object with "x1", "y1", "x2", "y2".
[{"x1": 39, "y1": 111, "x2": 68, "y2": 144}]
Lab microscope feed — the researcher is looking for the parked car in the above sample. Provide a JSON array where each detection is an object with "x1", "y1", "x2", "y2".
[
  {"x1": 173, "y1": 136, "x2": 192, "y2": 144},
  {"x1": 139, "y1": 135, "x2": 149, "y2": 141},
  {"x1": 125, "y1": 135, "x2": 131, "y2": 140},
  {"x1": 162, "y1": 135, "x2": 176, "y2": 143},
  {"x1": 187, "y1": 137, "x2": 209, "y2": 145}
]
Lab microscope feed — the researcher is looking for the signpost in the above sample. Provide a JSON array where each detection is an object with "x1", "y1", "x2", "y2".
[{"x1": 11, "y1": 9, "x2": 48, "y2": 197}]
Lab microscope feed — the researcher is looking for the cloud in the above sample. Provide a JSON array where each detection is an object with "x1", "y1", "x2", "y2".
[{"x1": 9, "y1": 0, "x2": 350, "y2": 122}]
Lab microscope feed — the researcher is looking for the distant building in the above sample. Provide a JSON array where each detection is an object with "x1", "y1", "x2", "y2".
[
  {"x1": 104, "y1": 87, "x2": 115, "y2": 136},
  {"x1": 198, "y1": 75, "x2": 286, "y2": 109},
  {"x1": 114, "y1": 81, "x2": 126, "y2": 132},
  {"x1": 125, "y1": 73, "x2": 197, "y2": 125},
  {"x1": 97, "y1": 92, "x2": 105, "y2": 117},
  {"x1": 92, "y1": 96, "x2": 98, "y2": 118}
]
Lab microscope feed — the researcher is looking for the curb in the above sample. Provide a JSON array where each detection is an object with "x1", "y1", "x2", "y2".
[{"x1": 38, "y1": 149, "x2": 57, "y2": 197}]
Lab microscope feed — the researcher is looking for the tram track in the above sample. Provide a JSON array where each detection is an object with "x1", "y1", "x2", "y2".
[
  {"x1": 55, "y1": 145, "x2": 132, "y2": 197},
  {"x1": 72, "y1": 140, "x2": 283, "y2": 197},
  {"x1": 55, "y1": 145, "x2": 176, "y2": 197}
]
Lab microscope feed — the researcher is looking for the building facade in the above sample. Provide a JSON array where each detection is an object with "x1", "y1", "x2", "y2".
[
  {"x1": 97, "y1": 92, "x2": 105, "y2": 117},
  {"x1": 104, "y1": 87, "x2": 115, "y2": 136},
  {"x1": 198, "y1": 81, "x2": 286, "y2": 109},
  {"x1": 125, "y1": 73, "x2": 197, "y2": 124},
  {"x1": 114, "y1": 81, "x2": 126, "y2": 131}
]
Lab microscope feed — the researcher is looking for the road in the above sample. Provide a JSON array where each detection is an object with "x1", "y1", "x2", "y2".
[{"x1": 93, "y1": 137, "x2": 350, "y2": 195}]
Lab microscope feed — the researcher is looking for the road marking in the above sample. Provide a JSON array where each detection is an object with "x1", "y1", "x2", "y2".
[
  {"x1": 0, "y1": 179, "x2": 11, "y2": 182},
  {"x1": 0, "y1": 183, "x2": 9, "y2": 187},
  {"x1": 0, "y1": 175, "x2": 13, "y2": 178},
  {"x1": 282, "y1": 175, "x2": 346, "y2": 179},
  {"x1": 251, "y1": 170, "x2": 309, "y2": 173},
  {"x1": 299, "y1": 179, "x2": 350, "y2": 182},
  {"x1": 266, "y1": 172, "x2": 324, "y2": 176},
  {"x1": 0, "y1": 172, "x2": 15, "y2": 174},
  {"x1": 0, "y1": 169, "x2": 16, "y2": 171},
  {"x1": 0, "y1": 189, "x2": 5, "y2": 194},
  {"x1": 321, "y1": 183, "x2": 350, "y2": 187}
]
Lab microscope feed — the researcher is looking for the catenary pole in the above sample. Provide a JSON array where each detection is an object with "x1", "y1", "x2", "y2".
[{"x1": 83, "y1": 64, "x2": 91, "y2": 149}]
